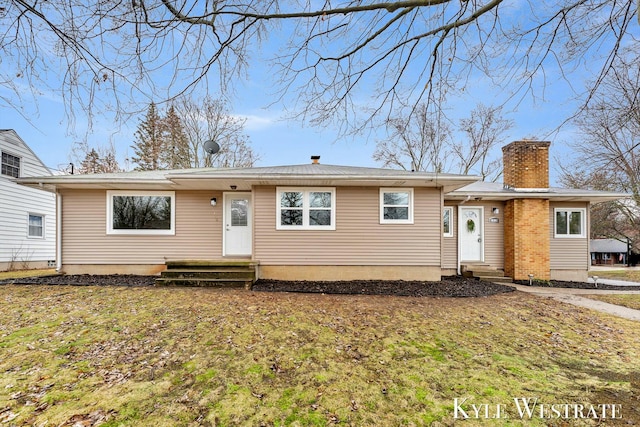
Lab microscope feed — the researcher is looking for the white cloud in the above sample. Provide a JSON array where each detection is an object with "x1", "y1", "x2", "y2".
[{"x1": 235, "y1": 112, "x2": 283, "y2": 131}]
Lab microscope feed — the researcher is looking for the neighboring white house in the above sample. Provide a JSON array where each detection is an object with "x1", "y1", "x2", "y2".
[{"x1": 0, "y1": 129, "x2": 56, "y2": 270}]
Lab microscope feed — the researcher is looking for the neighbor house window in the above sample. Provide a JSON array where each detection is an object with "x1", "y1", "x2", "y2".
[
  {"x1": 380, "y1": 188, "x2": 414, "y2": 224},
  {"x1": 107, "y1": 191, "x2": 175, "y2": 235},
  {"x1": 555, "y1": 208, "x2": 586, "y2": 238},
  {"x1": 1, "y1": 152, "x2": 20, "y2": 178},
  {"x1": 28, "y1": 214, "x2": 44, "y2": 238},
  {"x1": 443, "y1": 207, "x2": 453, "y2": 237},
  {"x1": 277, "y1": 187, "x2": 336, "y2": 230}
]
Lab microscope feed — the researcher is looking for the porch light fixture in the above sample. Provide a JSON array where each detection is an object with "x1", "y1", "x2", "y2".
[
  {"x1": 210, "y1": 197, "x2": 217, "y2": 207},
  {"x1": 230, "y1": 185, "x2": 237, "y2": 190},
  {"x1": 492, "y1": 207, "x2": 500, "y2": 214}
]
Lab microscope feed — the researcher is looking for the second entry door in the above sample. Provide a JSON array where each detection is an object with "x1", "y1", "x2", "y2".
[{"x1": 224, "y1": 193, "x2": 252, "y2": 256}]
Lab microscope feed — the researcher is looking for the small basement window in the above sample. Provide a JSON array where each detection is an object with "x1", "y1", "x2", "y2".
[{"x1": 107, "y1": 191, "x2": 175, "y2": 235}]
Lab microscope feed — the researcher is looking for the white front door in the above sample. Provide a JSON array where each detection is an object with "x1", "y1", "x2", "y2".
[
  {"x1": 224, "y1": 193, "x2": 252, "y2": 256},
  {"x1": 459, "y1": 206, "x2": 484, "y2": 262}
]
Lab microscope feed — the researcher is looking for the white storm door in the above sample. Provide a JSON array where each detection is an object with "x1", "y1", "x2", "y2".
[
  {"x1": 224, "y1": 193, "x2": 252, "y2": 256},
  {"x1": 459, "y1": 206, "x2": 484, "y2": 262}
]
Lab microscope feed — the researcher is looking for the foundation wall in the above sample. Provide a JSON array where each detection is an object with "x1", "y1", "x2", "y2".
[
  {"x1": 61, "y1": 264, "x2": 166, "y2": 276},
  {"x1": 0, "y1": 260, "x2": 54, "y2": 272},
  {"x1": 258, "y1": 265, "x2": 442, "y2": 281},
  {"x1": 551, "y1": 269, "x2": 588, "y2": 282}
]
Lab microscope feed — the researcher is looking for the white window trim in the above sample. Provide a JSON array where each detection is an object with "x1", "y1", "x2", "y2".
[
  {"x1": 554, "y1": 207, "x2": 586, "y2": 238},
  {"x1": 106, "y1": 190, "x2": 176, "y2": 235},
  {"x1": 380, "y1": 188, "x2": 414, "y2": 224},
  {"x1": 27, "y1": 213, "x2": 45, "y2": 239},
  {"x1": 443, "y1": 207, "x2": 454, "y2": 237},
  {"x1": 276, "y1": 187, "x2": 336, "y2": 231}
]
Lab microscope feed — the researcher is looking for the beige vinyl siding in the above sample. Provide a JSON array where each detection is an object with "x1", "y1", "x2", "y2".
[
  {"x1": 60, "y1": 190, "x2": 224, "y2": 265},
  {"x1": 254, "y1": 186, "x2": 441, "y2": 266},
  {"x1": 442, "y1": 201, "x2": 504, "y2": 270},
  {"x1": 482, "y1": 201, "x2": 504, "y2": 269},
  {"x1": 442, "y1": 203, "x2": 457, "y2": 269},
  {"x1": 550, "y1": 201, "x2": 589, "y2": 270}
]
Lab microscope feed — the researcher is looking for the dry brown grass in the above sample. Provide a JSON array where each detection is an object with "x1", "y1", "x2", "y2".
[
  {"x1": 589, "y1": 269, "x2": 640, "y2": 283},
  {"x1": 0, "y1": 285, "x2": 639, "y2": 426},
  {"x1": 586, "y1": 294, "x2": 640, "y2": 311},
  {"x1": 0, "y1": 269, "x2": 57, "y2": 280}
]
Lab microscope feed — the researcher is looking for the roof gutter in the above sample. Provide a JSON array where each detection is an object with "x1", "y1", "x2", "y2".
[{"x1": 166, "y1": 173, "x2": 480, "y2": 183}]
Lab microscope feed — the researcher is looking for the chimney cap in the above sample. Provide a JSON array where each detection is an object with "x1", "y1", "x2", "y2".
[{"x1": 311, "y1": 155, "x2": 321, "y2": 164}]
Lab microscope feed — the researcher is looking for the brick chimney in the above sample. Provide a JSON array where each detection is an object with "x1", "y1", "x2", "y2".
[
  {"x1": 502, "y1": 141, "x2": 551, "y2": 281},
  {"x1": 311, "y1": 155, "x2": 320, "y2": 165},
  {"x1": 502, "y1": 140, "x2": 550, "y2": 189}
]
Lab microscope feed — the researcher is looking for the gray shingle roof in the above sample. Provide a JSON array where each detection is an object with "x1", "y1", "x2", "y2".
[
  {"x1": 168, "y1": 163, "x2": 468, "y2": 178},
  {"x1": 447, "y1": 181, "x2": 628, "y2": 202},
  {"x1": 590, "y1": 239, "x2": 628, "y2": 253}
]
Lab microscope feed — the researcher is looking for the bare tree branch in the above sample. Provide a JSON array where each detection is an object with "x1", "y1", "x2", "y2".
[{"x1": 0, "y1": 0, "x2": 636, "y2": 137}]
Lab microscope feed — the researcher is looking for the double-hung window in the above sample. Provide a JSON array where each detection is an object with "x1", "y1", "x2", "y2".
[
  {"x1": 277, "y1": 187, "x2": 335, "y2": 230},
  {"x1": 28, "y1": 214, "x2": 44, "y2": 238},
  {"x1": 1, "y1": 151, "x2": 20, "y2": 178},
  {"x1": 554, "y1": 208, "x2": 586, "y2": 238},
  {"x1": 107, "y1": 191, "x2": 176, "y2": 235},
  {"x1": 380, "y1": 188, "x2": 414, "y2": 224}
]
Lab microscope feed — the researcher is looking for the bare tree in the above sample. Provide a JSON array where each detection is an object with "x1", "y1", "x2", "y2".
[
  {"x1": 454, "y1": 104, "x2": 512, "y2": 181},
  {"x1": 558, "y1": 53, "x2": 639, "y2": 245},
  {"x1": 374, "y1": 104, "x2": 452, "y2": 172},
  {"x1": 177, "y1": 96, "x2": 259, "y2": 168},
  {"x1": 374, "y1": 103, "x2": 510, "y2": 179},
  {"x1": 1, "y1": 1, "x2": 636, "y2": 133}
]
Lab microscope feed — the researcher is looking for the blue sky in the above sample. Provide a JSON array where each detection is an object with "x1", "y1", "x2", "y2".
[
  {"x1": 1, "y1": 63, "x2": 579, "y2": 185},
  {"x1": 0, "y1": 3, "x2": 596, "y2": 185}
]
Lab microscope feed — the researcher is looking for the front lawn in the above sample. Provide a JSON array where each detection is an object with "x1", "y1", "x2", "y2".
[
  {"x1": 589, "y1": 269, "x2": 640, "y2": 283},
  {"x1": 0, "y1": 285, "x2": 638, "y2": 426},
  {"x1": 585, "y1": 294, "x2": 640, "y2": 311},
  {"x1": 0, "y1": 269, "x2": 57, "y2": 280}
]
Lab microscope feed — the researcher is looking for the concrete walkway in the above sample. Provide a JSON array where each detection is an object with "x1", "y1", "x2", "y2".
[{"x1": 512, "y1": 284, "x2": 640, "y2": 322}]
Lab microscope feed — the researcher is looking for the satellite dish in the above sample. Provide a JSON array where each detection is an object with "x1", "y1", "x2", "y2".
[{"x1": 203, "y1": 140, "x2": 220, "y2": 155}]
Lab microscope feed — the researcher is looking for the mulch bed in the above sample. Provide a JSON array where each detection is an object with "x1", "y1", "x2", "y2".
[
  {"x1": 0, "y1": 274, "x2": 516, "y2": 297},
  {"x1": 515, "y1": 279, "x2": 640, "y2": 291},
  {"x1": 4, "y1": 274, "x2": 640, "y2": 296},
  {"x1": 253, "y1": 277, "x2": 516, "y2": 297},
  {"x1": 0, "y1": 274, "x2": 156, "y2": 287}
]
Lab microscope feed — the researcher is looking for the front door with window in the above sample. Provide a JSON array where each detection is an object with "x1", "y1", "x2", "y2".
[
  {"x1": 459, "y1": 206, "x2": 484, "y2": 262},
  {"x1": 224, "y1": 193, "x2": 252, "y2": 256}
]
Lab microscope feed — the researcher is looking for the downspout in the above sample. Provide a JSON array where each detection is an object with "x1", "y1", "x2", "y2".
[{"x1": 56, "y1": 191, "x2": 62, "y2": 272}]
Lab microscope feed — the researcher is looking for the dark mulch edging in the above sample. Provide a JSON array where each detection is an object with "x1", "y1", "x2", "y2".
[
  {"x1": 0, "y1": 274, "x2": 516, "y2": 297},
  {"x1": 253, "y1": 276, "x2": 516, "y2": 298},
  {"x1": 0, "y1": 274, "x2": 156, "y2": 287},
  {"x1": 515, "y1": 280, "x2": 640, "y2": 291},
  {"x1": 8, "y1": 274, "x2": 639, "y2": 296}
]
